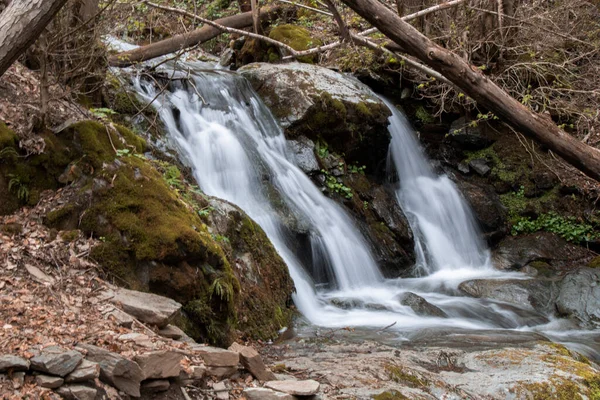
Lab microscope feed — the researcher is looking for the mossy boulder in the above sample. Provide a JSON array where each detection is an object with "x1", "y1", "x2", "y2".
[
  {"x1": 268, "y1": 24, "x2": 322, "y2": 63},
  {"x1": 239, "y1": 62, "x2": 391, "y2": 172}
]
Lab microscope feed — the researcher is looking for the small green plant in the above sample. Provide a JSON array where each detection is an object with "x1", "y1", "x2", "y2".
[
  {"x1": 349, "y1": 164, "x2": 366, "y2": 174},
  {"x1": 90, "y1": 107, "x2": 117, "y2": 119},
  {"x1": 0, "y1": 147, "x2": 18, "y2": 161},
  {"x1": 512, "y1": 211, "x2": 598, "y2": 243},
  {"x1": 415, "y1": 105, "x2": 434, "y2": 124},
  {"x1": 7, "y1": 174, "x2": 29, "y2": 202},
  {"x1": 212, "y1": 234, "x2": 230, "y2": 243},
  {"x1": 321, "y1": 170, "x2": 353, "y2": 199},
  {"x1": 316, "y1": 140, "x2": 329, "y2": 158},
  {"x1": 363, "y1": 201, "x2": 369, "y2": 210},
  {"x1": 209, "y1": 277, "x2": 234, "y2": 303},
  {"x1": 198, "y1": 205, "x2": 214, "y2": 217},
  {"x1": 163, "y1": 165, "x2": 184, "y2": 190},
  {"x1": 116, "y1": 148, "x2": 130, "y2": 157}
]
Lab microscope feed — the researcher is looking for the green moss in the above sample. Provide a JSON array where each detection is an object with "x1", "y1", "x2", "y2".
[
  {"x1": 385, "y1": 364, "x2": 428, "y2": 387},
  {"x1": 587, "y1": 256, "x2": 600, "y2": 268},
  {"x1": 44, "y1": 205, "x2": 77, "y2": 229},
  {"x1": 527, "y1": 260, "x2": 553, "y2": 277},
  {"x1": 268, "y1": 24, "x2": 322, "y2": 63},
  {"x1": 0, "y1": 122, "x2": 17, "y2": 149},
  {"x1": 59, "y1": 230, "x2": 79, "y2": 242},
  {"x1": 0, "y1": 223, "x2": 22, "y2": 235},
  {"x1": 372, "y1": 390, "x2": 409, "y2": 400}
]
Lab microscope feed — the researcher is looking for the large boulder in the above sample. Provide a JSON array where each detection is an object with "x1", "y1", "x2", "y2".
[
  {"x1": 239, "y1": 62, "x2": 391, "y2": 171},
  {"x1": 492, "y1": 232, "x2": 568, "y2": 271},
  {"x1": 556, "y1": 268, "x2": 600, "y2": 328},
  {"x1": 30, "y1": 346, "x2": 83, "y2": 377},
  {"x1": 458, "y1": 278, "x2": 559, "y2": 315}
]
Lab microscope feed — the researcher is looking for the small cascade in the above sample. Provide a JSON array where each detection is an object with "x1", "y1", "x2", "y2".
[
  {"x1": 384, "y1": 98, "x2": 492, "y2": 275},
  {"x1": 132, "y1": 66, "x2": 382, "y2": 322}
]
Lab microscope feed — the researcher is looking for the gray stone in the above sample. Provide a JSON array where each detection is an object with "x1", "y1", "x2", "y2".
[
  {"x1": 493, "y1": 232, "x2": 567, "y2": 270},
  {"x1": 556, "y1": 268, "x2": 600, "y2": 328},
  {"x1": 456, "y1": 180, "x2": 507, "y2": 241},
  {"x1": 25, "y1": 264, "x2": 55, "y2": 285},
  {"x1": 65, "y1": 360, "x2": 100, "y2": 383},
  {"x1": 134, "y1": 351, "x2": 183, "y2": 379},
  {"x1": 103, "y1": 287, "x2": 182, "y2": 328},
  {"x1": 459, "y1": 278, "x2": 559, "y2": 315},
  {"x1": 206, "y1": 365, "x2": 238, "y2": 379},
  {"x1": 56, "y1": 384, "x2": 97, "y2": 400},
  {"x1": 228, "y1": 342, "x2": 276, "y2": 381},
  {"x1": 214, "y1": 381, "x2": 229, "y2": 400},
  {"x1": 104, "y1": 307, "x2": 134, "y2": 328},
  {"x1": 219, "y1": 48, "x2": 235, "y2": 67},
  {"x1": 265, "y1": 379, "x2": 320, "y2": 396},
  {"x1": 30, "y1": 346, "x2": 83, "y2": 377},
  {"x1": 0, "y1": 355, "x2": 30, "y2": 372},
  {"x1": 398, "y1": 292, "x2": 448, "y2": 318},
  {"x1": 11, "y1": 371, "x2": 25, "y2": 389},
  {"x1": 458, "y1": 162, "x2": 470, "y2": 174},
  {"x1": 157, "y1": 324, "x2": 190, "y2": 341},
  {"x1": 76, "y1": 343, "x2": 143, "y2": 397},
  {"x1": 141, "y1": 379, "x2": 170, "y2": 392},
  {"x1": 35, "y1": 374, "x2": 64, "y2": 389},
  {"x1": 288, "y1": 137, "x2": 319, "y2": 174},
  {"x1": 469, "y1": 158, "x2": 491, "y2": 176},
  {"x1": 191, "y1": 345, "x2": 239, "y2": 367},
  {"x1": 244, "y1": 388, "x2": 294, "y2": 400}
]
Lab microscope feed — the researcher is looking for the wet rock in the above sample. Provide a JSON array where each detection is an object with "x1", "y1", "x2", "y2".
[
  {"x1": 103, "y1": 286, "x2": 182, "y2": 328},
  {"x1": 455, "y1": 180, "x2": 507, "y2": 242},
  {"x1": 265, "y1": 379, "x2": 320, "y2": 396},
  {"x1": 492, "y1": 232, "x2": 567, "y2": 270},
  {"x1": 219, "y1": 48, "x2": 235, "y2": 67},
  {"x1": 398, "y1": 292, "x2": 447, "y2": 318},
  {"x1": 244, "y1": 388, "x2": 294, "y2": 400},
  {"x1": 35, "y1": 374, "x2": 64, "y2": 389},
  {"x1": 0, "y1": 355, "x2": 30, "y2": 372},
  {"x1": 446, "y1": 117, "x2": 494, "y2": 150},
  {"x1": 459, "y1": 278, "x2": 559, "y2": 314},
  {"x1": 56, "y1": 384, "x2": 97, "y2": 400},
  {"x1": 141, "y1": 379, "x2": 170, "y2": 393},
  {"x1": 469, "y1": 158, "x2": 491, "y2": 176},
  {"x1": 134, "y1": 351, "x2": 183, "y2": 380},
  {"x1": 239, "y1": 62, "x2": 391, "y2": 170},
  {"x1": 65, "y1": 360, "x2": 100, "y2": 383},
  {"x1": 228, "y1": 342, "x2": 276, "y2": 381},
  {"x1": 191, "y1": 345, "x2": 239, "y2": 367},
  {"x1": 76, "y1": 343, "x2": 143, "y2": 397},
  {"x1": 288, "y1": 137, "x2": 319, "y2": 174},
  {"x1": 30, "y1": 346, "x2": 83, "y2": 377},
  {"x1": 458, "y1": 162, "x2": 470, "y2": 174},
  {"x1": 556, "y1": 268, "x2": 600, "y2": 328},
  {"x1": 329, "y1": 297, "x2": 364, "y2": 309}
]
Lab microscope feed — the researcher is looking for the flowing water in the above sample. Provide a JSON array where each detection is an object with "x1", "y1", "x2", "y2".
[{"x1": 123, "y1": 60, "x2": 598, "y2": 358}]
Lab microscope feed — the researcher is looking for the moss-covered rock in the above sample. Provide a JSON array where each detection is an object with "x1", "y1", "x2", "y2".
[
  {"x1": 268, "y1": 24, "x2": 322, "y2": 64},
  {"x1": 239, "y1": 62, "x2": 391, "y2": 172}
]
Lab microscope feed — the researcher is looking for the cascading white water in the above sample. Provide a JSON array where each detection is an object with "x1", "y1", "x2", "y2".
[
  {"x1": 132, "y1": 66, "x2": 383, "y2": 322},
  {"x1": 126, "y1": 61, "x2": 561, "y2": 335},
  {"x1": 384, "y1": 98, "x2": 492, "y2": 275}
]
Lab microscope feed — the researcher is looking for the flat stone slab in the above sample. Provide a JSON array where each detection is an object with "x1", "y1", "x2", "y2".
[
  {"x1": 65, "y1": 359, "x2": 100, "y2": 383},
  {"x1": 265, "y1": 379, "x2": 320, "y2": 396},
  {"x1": 134, "y1": 351, "x2": 183, "y2": 379},
  {"x1": 244, "y1": 388, "x2": 294, "y2": 400},
  {"x1": 56, "y1": 384, "x2": 97, "y2": 400},
  {"x1": 0, "y1": 355, "x2": 30, "y2": 372},
  {"x1": 229, "y1": 342, "x2": 275, "y2": 381},
  {"x1": 104, "y1": 287, "x2": 182, "y2": 328},
  {"x1": 30, "y1": 346, "x2": 83, "y2": 377},
  {"x1": 35, "y1": 374, "x2": 64, "y2": 389},
  {"x1": 191, "y1": 345, "x2": 239, "y2": 367}
]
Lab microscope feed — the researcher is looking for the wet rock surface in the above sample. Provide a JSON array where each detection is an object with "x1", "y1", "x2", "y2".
[
  {"x1": 398, "y1": 292, "x2": 448, "y2": 318},
  {"x1": 556, "y1": 267, "x2": 600, "y2": 328}
]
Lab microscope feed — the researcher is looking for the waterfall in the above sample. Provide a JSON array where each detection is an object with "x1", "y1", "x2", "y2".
[
  {"x1": 131, "y1": 66, "x2": 383, "y2": 322},
  {"x1": 126, "y1": 61, "x2": 548, "y2": 334},
  {"x1": 383, "y1": 98, "x2": 492, "y2": 275}
]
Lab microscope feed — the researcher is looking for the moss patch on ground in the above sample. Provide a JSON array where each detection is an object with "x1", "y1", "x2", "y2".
[{"x1": 268, "y1": 24, "x2": 322, "y2": 63}]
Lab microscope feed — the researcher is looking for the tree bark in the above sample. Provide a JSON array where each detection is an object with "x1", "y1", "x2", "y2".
[
  {"x1": 340, "y1": 0, "x2": 600, "y2": 182},
  {"x1": 0, "y1": 0, "x2": 69, "y2": 77},
  {"x1": 108, "y1": 6, "x2": 282, "y2": 67}
]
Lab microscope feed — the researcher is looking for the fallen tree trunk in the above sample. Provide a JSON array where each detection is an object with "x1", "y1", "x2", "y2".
[
  {"x1": 340, "y1": 0, "x2": 600, "y2": 182},
  {"x1": 0, "y1": 0, "x2": 69, "y2": 77},
  {"x1": 108, "y1": 6, "x2": 282, "y2": 67}
]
